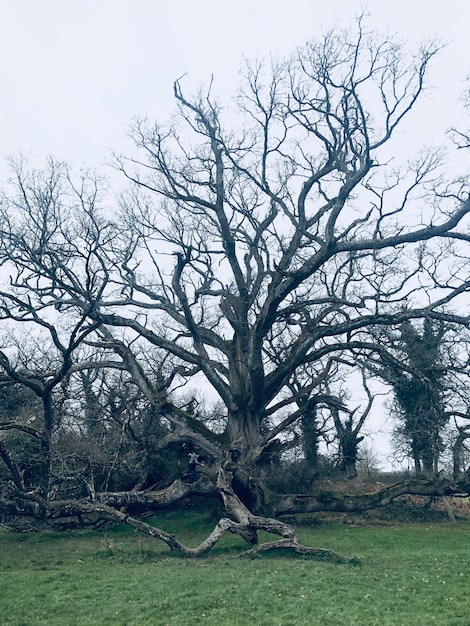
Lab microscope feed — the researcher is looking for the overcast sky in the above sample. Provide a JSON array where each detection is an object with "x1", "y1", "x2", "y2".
[
  {"x1": 0, "y1": 1, "x2": 468, "y2": 468},
  {"x1": 0, "y1": 1, "x2": 468, "y2": 172}
]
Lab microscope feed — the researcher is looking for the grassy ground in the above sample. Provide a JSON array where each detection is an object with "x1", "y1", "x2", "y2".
[{"x1": 1, "y1": 509, "x2": 470, "y2": 625}]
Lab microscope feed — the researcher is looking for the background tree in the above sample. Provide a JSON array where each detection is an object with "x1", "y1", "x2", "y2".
[
  {"x1": 366, "y1": 319, "x2": 470, "y2": 477},
  {"x1": 0, "y1": 323, "x2": 99, "y2": 500},
  {"x1": 0, "y1": 383, "x2": 43, "y2": 495},
  {"x1": 368, "y1": 319, "x2": 448, "y2": 477}
]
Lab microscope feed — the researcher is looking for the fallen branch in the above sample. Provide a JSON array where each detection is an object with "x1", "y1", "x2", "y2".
[
  {"x1": 242, "y1": 539, "x2": 350, "y2": 563},
  {"x1": 273, "y1": 477, "x2": 470, "y2": 516}
]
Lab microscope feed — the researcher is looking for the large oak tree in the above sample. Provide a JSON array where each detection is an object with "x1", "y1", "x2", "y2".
[{"x1": 1, "y1": 20, "x2": 470, "y2": 555}]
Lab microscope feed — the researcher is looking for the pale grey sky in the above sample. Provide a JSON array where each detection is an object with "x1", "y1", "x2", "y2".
[
  {"x1": 0, "y1": 1, "x2": 468, "y2": 169},
  {"x1": 0, "y1": 1, "x2": 468, "y2": 468}
]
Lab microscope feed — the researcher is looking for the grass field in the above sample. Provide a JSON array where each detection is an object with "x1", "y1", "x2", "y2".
[{"x1": 1, "y1": 509, "x2": 470, "y2": 625}]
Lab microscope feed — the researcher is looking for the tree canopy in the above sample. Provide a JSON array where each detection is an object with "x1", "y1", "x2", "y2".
[{"x1": 1, "y1": 19, "x2": 470, "y2": 556}]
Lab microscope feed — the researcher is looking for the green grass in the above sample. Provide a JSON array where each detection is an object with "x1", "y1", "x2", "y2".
[{"x1": 1, "y1": 511, "x2": 470, "y2": 625}]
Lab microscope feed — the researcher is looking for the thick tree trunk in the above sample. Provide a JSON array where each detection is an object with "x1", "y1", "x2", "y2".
[
  {"x1": 453, "y1": 429, "x2": 470, "y2": 480},
  {"x1": 343, "y1": 459, "x2": 358, "y2": 480}
]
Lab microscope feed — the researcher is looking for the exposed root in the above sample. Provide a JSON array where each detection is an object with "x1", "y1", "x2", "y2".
[{"x1": 241, "y1": 539, "x2": 350, "y2": 563}]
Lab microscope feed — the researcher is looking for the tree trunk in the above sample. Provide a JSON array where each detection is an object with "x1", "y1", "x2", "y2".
[
  {"x1": 39, "y1": 392, "x2": 54, "y2": 500},
  {"x1": 453, "y1": 429, "x2": 469, "y2": 480}
]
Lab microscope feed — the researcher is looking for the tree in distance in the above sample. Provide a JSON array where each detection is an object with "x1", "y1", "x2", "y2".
[{"x1": 368, "y1": 320, "x2": 450, "y2": 478}]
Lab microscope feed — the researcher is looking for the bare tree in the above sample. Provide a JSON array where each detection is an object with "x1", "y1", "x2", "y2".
[
  {"x1": 0, "y1": 319, "x2": 103, "y2": 498},
  {"x1": 1, "y1": 19, "x2": 470, "y2": 555}
]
